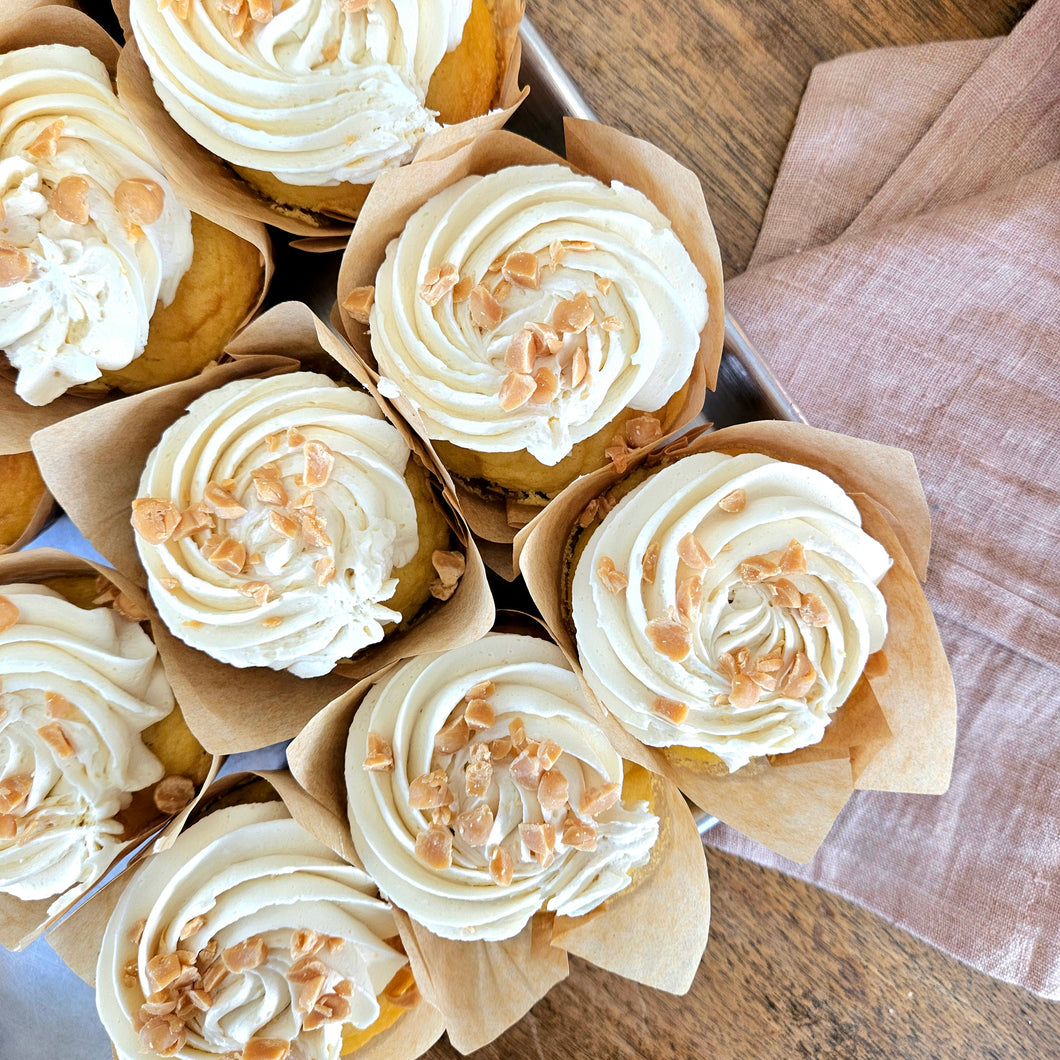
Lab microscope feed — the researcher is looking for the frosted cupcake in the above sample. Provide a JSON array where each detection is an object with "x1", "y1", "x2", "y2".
[{"x1": 345, "y1": 632, "x2": 660, "y2": 941}]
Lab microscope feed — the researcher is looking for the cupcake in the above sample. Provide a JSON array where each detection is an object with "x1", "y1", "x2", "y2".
[
  {"x1": 0, "y1": 451, "x2": 52, "y2": 553},
  {"x1": 345, "y1": 632, "x2": 661, "y2": 941},
  {"x1": 129, "y1": 371, "x2": 454, "y2": 678},
  {"x1": 0, "y1": 38, "x2": 264, "y2": 406},
  {"x1": 95, "y1": 791, "x2": 437, "y2": 1059},
  {"x1": 121, "y1": 0, "x2": 523, "y2": 227},
  {"x1": 0, "y1": 550, "x2": 211, "y2": 943}
]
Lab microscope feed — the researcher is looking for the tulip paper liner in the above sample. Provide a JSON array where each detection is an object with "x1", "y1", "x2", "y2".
[
  {"x1": 0, "y1": 6, "x2": 273, "y2": 455},
  {"x1": 286, "y1": 628, "x2": 712, "y2": 1055},
  {"x1": 47, "y1": 769, "x2": 447, "y2": 1060},
  {"x1": 30, "y1": 302, "x2": 495, "y2": 755},
  {"x1": 109, "y1": 0, "x2": 528, "y2": 241},
  {"x1": 331, "y1": 120, "x2": 725, "y2": 561},
  {"x1": 0, "y1": 547, "x2": 221, "y2": 952},
  {"x1": 515, "y1": 419, "x2": 957, "y2": 862}
]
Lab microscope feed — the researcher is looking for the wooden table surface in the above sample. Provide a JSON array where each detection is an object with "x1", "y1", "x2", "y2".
[{"x1": 424, "y1": 1, "x2": 1059, "y2": 1057}]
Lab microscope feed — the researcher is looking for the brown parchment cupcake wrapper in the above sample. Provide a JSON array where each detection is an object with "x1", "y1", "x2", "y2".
[
  {"x1": 111, "y1": 0, "x2": 527, "y2": 239},
  {"x1": 0, "y1": 6, "x2": 273, "y2": 455},
  {"x1": 0, "y1": 547, "x2": 221, "y2": 951},
  {"x1": 31, "y1": 302, "x2": 494, "y2": 754},
  {"x1": 333, "y1": 121, "x2": 724, "y2": 556},
  {"x1": 48, "y1": 769, "x2": 446, "y2": 1060},
  {"x1": 515, "y1": 419, "x2": 957, "y2": 862},
  {"x1": 286, "y1": 618, "x2": 711, "y2": 1054}
]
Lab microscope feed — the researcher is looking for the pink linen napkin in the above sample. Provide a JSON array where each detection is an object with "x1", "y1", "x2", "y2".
[{"x1": 709, "y1": 0, "x2": 1060, "y2": 998}]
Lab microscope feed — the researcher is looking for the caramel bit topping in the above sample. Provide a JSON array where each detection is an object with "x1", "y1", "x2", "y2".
[
  {"x1": 596, "y1": 556, "x2": 628, "y2": 594},
  {"x1": 139, "y1": 1014, "x2": 186, "y2": 1056},
  {"x1": 465, "y1": 742, "x2": 493, "y2": 797},
  {"x1": 252, "y1": 465, "x2": 287, "y2": 507},
  {"x1": 864, "y1": 650, "x2": 889, "y2": 679},
  {"x1": 0, "y1": 774, "x2": 31, "y2": 814},
  {"x1": 489, "y1": 845, "x2": 514, "y2": 886},
  {"x1": 579, "y1": 782, "x2": 621, "y2": 818},
  {"x1": 456, "y1": 802, "x2": 494, "y2": 847},
  {"x1": 780, "y1": 651, "x2": 816, "y2": 698},
  {"x1": 548, "y1": 238, "x2": 565, "y2": 270},
  {"x1": 501, "y1": 250, "x2": 540, "y2": 290},
  {"x1": 287, "y1": 954, "x2": 328, "y2": 984},
  {"x1": 28, "y1": 119, "x2": 63, "y2": 159},
  {"x1": 537, "y1": 769, "x2": 569, "y2": 812},
  {"x1": 509, "y1": 717, "x2": 527, "y2": 751},
  {"x1": 729, "y1": 673, "x2": 761, "y2": 709},
  {"x1": 509, "y1": 748, "x2": 543, "y2": 790},
  {"x1": 154, "y1": 774, "x2": 196, "y2": 814},
  {"x1": 295, "y1": 973, "x2": 327, "y2": 1015},
  {"x1": 779, "y1": 539, "x2": 807, "y2": 574},
  {"x1": 645, "y1": 617, "x2": 692, "y2": 661},
  {"x1": 718, "y1": 488, "x2": 747, "y2": 513},
  {"x1": 341, "y1": 284, "x2": 375, "y2": 323},
  {"x1": 430, "y1": 549, "x2": 465, "y2": 601},
  {"x1": 492, "y1": 278, "x2": 512, "y2": 304},
  {"x1": 799, "y1": 592, "x2": 830, "y2": 627},
  {"x1": 625, "y1": 415, "x2": 663, "y2": 449},
  {"x1": 578, "y1": 499, "x2": 599, "y2": 528},
  {"x1": 565, "y1": 239, "x2": 596, "y2": 253},
  {"x1": 132, "y1": 497, "x2": 182, "y2": 544},
  {"x1": 115, "y1": 178, "x2": 165, "y2": 227},
  {"x1": 739, "y1": 555, "x2": 782, "y2": 584},
  {"x1": 147, "y1": 952, "x2": 184, "y2": 991},
  {"x1": 223, "y1": 936, "x2": 268, "y2": 972},
  {"x1": 652, "y1": 696, "x2": 689, "y2": 724},
  {"x1": 432, "y1": 805, "x2": 452, "y2": 828},
  {"x1": 570, "y1": 344, "x2": 589, "y2": 388},
  {"x1": 242, "y1": 1041, "x2": 290, "y2": 1060},
  {"x1": 53, "y1": 175, "x2": 90, "y2": 225},
  {"x1": 415, "y1": 824, "x2": 453, "y2": 870},
  {"x1": 489, "y1": 736, "x2": 510, "y2": 758},
  {"x1": 0, "y1": 241, "x2": 31, "y2": 286},
  {"x1": 172, "y1": 503, "x2": 213, "y2": 541},
  {"x1": 303, "y1": 440, "x2": 335, "y2": 488},
  {"x1": 178, "y1": 915, "x2": 206, "y2": 942},
  {"x1": 239, "y1": 580, "x2": 271, "y2": 606},
  {"x1": 676, "y1": 575, "x2": 703, "y2": 625},
  {"x1": 286, "y1": 427, "x2": 305, "y2": 447},
  {"x1": 464, "y1": 698, "x2": 495, "y2": 730},
  {"x1": 141, "y1": 989, "x2": 178, "y2": 1016},
  {"x1": 363, "y1": 732, "x2": 394, "y2": 772},
  {"x1": 552, "y1": 291, "x2": 594, "y2": 333},
  {"x1": 409, "y1": 769, "x2": 453, "y2": 810},
  {"x1": 38, "y1": 721, "x2": 74, "y2": 758},
  {"x1": 0, "y1": 815, "x2": 18, "y2": 840},
  {"x1": 466, "y1": 678, "x2": 495, "y2": 700},
  {"x1": 595, "y1": 274, "x2": 612, "y2": 295},
  {"x1": 562, "y1": 814, "x2": 598, "y2": 851},
  {"x1": 600, "y1": 316, "x2": 623, "y2": 332},
  {"x1": 468, "y1": 283, "x2": 504, "y2": 329},
  {"x1": 537, "y1": 739, "x2": 562, "y2": 770},
  {"x1": 0, "y1": 596, "x2": 19, "y2": 633},
  {"x1": 642, "y1": 542, "x2": 660, "y2": 584},
  {"x1": 604, "y1": 434, "x2": 630, "y2": 473},
  {"x1": 434, "y1": 714, "x2": 470, "y2": 755},
  {"x1": 269, "y1": 510, "x2": 298, "y2": 539},
  {"x1": 299, "y1": 510, "x2": 331, "y2": 549},
  {"x1": 767, "y1": 577, "x2": 802, "y2": 609},
  {"x1": 519, "y1": 822, "x2": 556, "y2": 867},
  {"x1": 207, "y1": 536, "x2": 248, "y2": 576},
  {"x1": 499, "y1": 371, "x2": 536, "y2": 411},
  {"x1": 203, "y1": 481, "x2": 247, "y2": 519},
  {"x1": 290, "y1": 929, "x2": 325, "y2": 961},
  {"x1": 262, "y1": 616, "x2": 282, "y2": 629},
  {"x1": 311, "y1": 557, "x2": 334, "y2": 587},
  {"x1": 677, "y1": 532, "x2": 713, "y2": 570},
  {"x1": 419, "y1": 262, "x2": 459, "y2": 306}
]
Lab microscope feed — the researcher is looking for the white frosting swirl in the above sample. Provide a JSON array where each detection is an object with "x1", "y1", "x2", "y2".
[
  {"x1": 571, "y1": 453, "x2": 891, "y2": 772},
  {"x1": 0, "y1": 583, "x2": 172, "y2": 913},
  {"x1": 345, "y1": 633, "x2": 659, "y2": 941},
  {"x1": 134, "y1": 372, "x2": 420, "y2": 678},
  {"x1": 370, "y1": 165, "x2": 709, "y2": 465},
  {"x1": 96, "y1": 800, "x2": 409, "y2": 1060},
  {"x1": 128, "y1": 0, "x2": 473, "y2": 187},
  {"x1": 0, "y1": 45, "x2": 193, "y2": 405}
]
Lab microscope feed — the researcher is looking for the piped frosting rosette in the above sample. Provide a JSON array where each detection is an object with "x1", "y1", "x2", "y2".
[
  {"x1": 345, "y1": 632, "x2": 659, "y2": 942},
  {"x1": 0, "y1": 583, "x2": 172, "y2": 914},
  {"x1": 571, "y1": 452, "x2": 892, "y2": 773},
  {"x1": 128, "y1": 0, "x2": 473, "y2": 188},
  {"x1": 0, "y1": 44, "x2": 193, "y2": 405},
  {"x1": 368, "y1": 163, "x2": 710, "y2": 465},
  {"x1": 96, "y1": 799, "x2": 412, "y2": 1060},
  {"x1": 131, "y1": 372, "x2": 421, "y2": 679}
]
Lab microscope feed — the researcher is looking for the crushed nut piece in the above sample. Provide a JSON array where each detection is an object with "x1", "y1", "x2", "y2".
[
  {"x1": 604, "y1": 435, "x2": 629, "y2": 473},
  {"x1": 767, "y1": 578, "x2": 802, "y2": 609},
  {"x1": 780, "y1": 652, "x2": 817, "y2": 698},
  {"x1": 287, "y1": 955, "x2": 328, "y2": 984},
  {"x1": 729, "y1": 674, "x2": 761, "y2": 709},
  {"x1": 551, "y1": 291, "x2": 593, "y2": 333},
  {"x1": 154, "y1": 775, "x2": 195, "y2": 814},
  {"x1": 676, "y1": 575, "x2": 703, "y2": 624},
  {"x1": 139, "y1": 1014, "x2": 186, "y2": 1057},
  {"x1": 290, "y1": 930, "x2": 323, "y2": 960},
  {"x1": 241, "y1": 1040, "x2": 290, "y2": 1060},
  {"x1": 147, "y1": 952, "x2": 184, "y2": 991},
  {"x1": 314, "y1": 557, "x2": 336, "y2": 586},
  {"x1": 465, "y1": 741, "x2": 493, "y2": 798},
  {"x1": 718, "y1": 488, "x2": 747, "y2": 513},
  {"x1": 451, "y1": 275, "x2": 473, "y2": 302},
  {"x1": 178, "y1": 915, "x2": 206, "y2": 942},
  {"x1": 519, "y1": 822, "x2": 556, "y2": 867},
  {"x1": 504, "y1": 328, "x2": 540, "y2": 374},
  {"x1": 269, "y1": 510, "x2": 298, "y2": 538},
  {"x1": 434, "y1": 714, "x2": 469, "y2": 755},
  {"x1": 548, "y1": 238, "x2": 565, "y2": 270},
  {"x1": 595, "y1": 274, "x2": 612, "y2": 295},
  {"x1": 132, "y1": 497, "x2": 181, "y2": 543},
  {"x1": 492, "y1": 278, "x2": 512, "y2": 303},
  {"x1": 363, "y1": 732, "x2": 394, "y2": 772},
  {"x1": 287, "y1": 427, "x2": 305, "y2": 447},
  {"x1": 415, "y1": 825, "x2": 452, "y2": 870},
  {"x1": 53, "y1": 175, "x2": 90, "y2": 225},
  {"x1": 625, "y1": 415, "x2": 663, "y2": 449},
  {"x1": 419, "y1": 263, "x2": 459, "y2": 306},
  {"x1": 570, "y1": 344, "x2": 589, "y2": 387},
  {"x1": 295, "y1": 974, "x2": 327, "y2": 1015},
  {"x1": 38, "y1": 721, "x2": 74, "y2": 758},
  {"x1": 203, "y1": 482, "x2": 247, "y2": 519},
  {"x1": 537, "y1": 769, "x2": 569, "y2": 812},
  {"x1": 642, "y1": 542, "x2": 660, "y2": 584},
  {"x1": 44, "y1": 692, "x2": 74, "y2": 720},
  {"x1": 596, "y1": 556, "x2": 628, "y2": 594},
  {"x1": 779, "y1": 539, "x2": 807, "y2": 574},
  {"x1": 601, "y1": 315, "x2": 623, "y2": 332},
  {"x1": 408, "y1": 769, "x2": 453, "y2": 810},
  {"x1": 489, "y1": 845, "x2": 514, "y2": 885},
  {"x1": 466, "y1": 678, "x2": 495, "y2": 700},
  {"x1": 239, "y1": 580, "x2": 271, "y2": 606},
  {"x1": 717, "y1": 651, "x2": 738, "y2": 682},
  {"x1": 114, "y1": 178, "x2": 165, "y2": 226},
  {"x1": 431, "y1": 550, "x2": 465, "y2": 589},
  {"x1": 799, "y1": 592, "x2": 830, "y2": 627},
  {"x1": 464, "y1": 698, "x2": 495, "y2": 730},
  {"x1": 455, "y1": 803, "x2": 494, "y2": 847},
  {"x1": 222, "y1": 936, "x2": 268, "y2": 973},
  {"x1": 653, "y1": 697, "x2": 689, "y2": 724},
  {"x1": 172, "y1": 503, "x2": 213, "y2": 541},
  {"x1": 0, "y1": 815, "x2": 17, "y2": 841},
  {"x1": 302, "y1": 441, "x2": 335, "y2": 489},
  {"x1": 739, "y1": 555, "x2": 782, "y2": 584},
  {"x1": 499, "y1": 371, "x2": 536, "y2": 411},
  {"x1": 509, "y1": 717, "x2": 527, "y2": 751},
  {"x1": 579, "y1": 783, "x2": 621, "y2": 818},
  {"x1": 342, "y1": 285, "x2": 374, "y2": 323},
  {"x1": 530, "y1": 365, "x2": 559, "y2": 404},
  {"x1": 562, "y1": 814, "x2": 598, "y2": 851},
  {"x1": 0, "y1": 241, "x2": 31, "y2": 286},
  {"x1": 468, "y1": 284, "x2": 504, "y2": 329},
  {"x1": 677, "y1": 532, "x2": 713, "y2": 570},
  {"x1": 0, "y1": 775, "x2": 30, "y2": 814},
  {"x1": 537, "y1": 739, "x2": 562, "y2": 770},
  {"x1": 501, "y1": 250, "x2": 540, "y2": 290},
  {"x1": 645, "y1": 618, "x2": 692, "y2": 661},
  {"x1": 27, "y1": 119, "x2": 63, "y2": 159},
  {"x1": 206, "y1": 536, "x2": 247, "y2": 576},
  {"x1": 299, "y1": 511, "x2": 331, "y2": 549}
]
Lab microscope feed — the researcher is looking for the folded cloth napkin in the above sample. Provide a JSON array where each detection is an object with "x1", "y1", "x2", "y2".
[{"x1": 709, "y1": 0, "x2": 1060, "y2": 999}]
